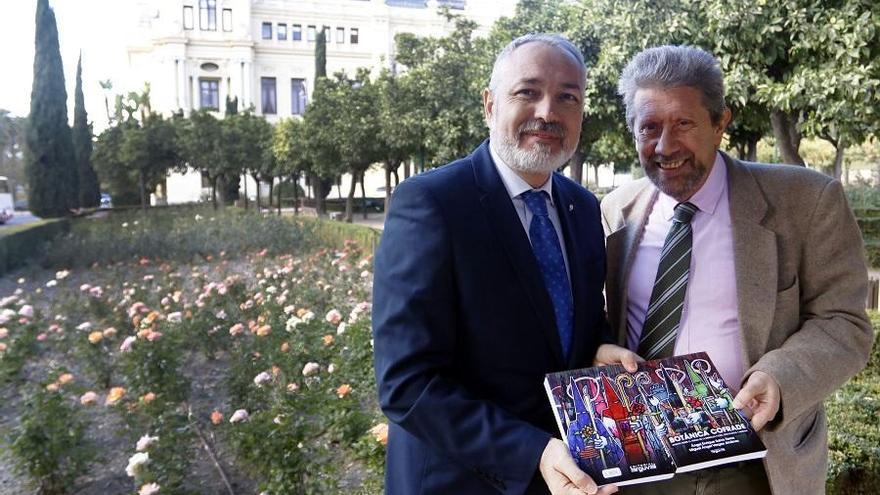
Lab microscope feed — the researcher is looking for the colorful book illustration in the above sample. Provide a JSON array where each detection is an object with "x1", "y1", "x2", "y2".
[{"x1": 543, "y1": 352, "x2": 767, "y2": 487}]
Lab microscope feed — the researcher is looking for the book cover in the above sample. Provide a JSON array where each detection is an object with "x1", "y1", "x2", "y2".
[{"x1": 543, "y1": 352, "x2": 767, "y2": 487}]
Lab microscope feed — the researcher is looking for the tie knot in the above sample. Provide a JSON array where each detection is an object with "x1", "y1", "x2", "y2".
[
  {"x1": 673, "y1": 202, "x2": 698, "y2": 224},
  {"x1": 521, "y1": 190, "x2": 550, "y2": 217}
]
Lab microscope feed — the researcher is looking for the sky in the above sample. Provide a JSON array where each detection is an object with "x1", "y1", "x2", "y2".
[{"x1": 0, "y1": 0, "x2": 137, "y2": 130}]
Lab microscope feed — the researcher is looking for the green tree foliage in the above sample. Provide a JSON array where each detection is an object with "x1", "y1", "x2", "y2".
[
  {"x1": 176, "y1": 109, "x2": 225, "y2": 208},
  {"x1": 72, "y1": 54, "x2": 100, "y2": 208},
  {"x1": 121, "y1": 112, "x2": 182, "y2": 209},
  {"x1": 222, "y1": 96, "x2": 242, "y2": 203},
  {"x1": 316, "y1": 30, "x2": 327, "y2": 80},
  {"x1": 0, "y1": 110, "x2": 28, "y2": 196},
  {"x1": 92, "y1": 123, "x2": 139, "y2": 206},
  {"x1": 394, "y1": 15, "x2": 490, "y2": 168},
  {"x1": 323, "y1": 69, "x2": 382, "y2": 222},
  {"x1": 25, "y1": 0, "x2": 77, "y2": 217},
  {"x1": 222, "y1": 110, "x2": 274, "y2": 209},
  {"x1": 273, "y1": 117, "x2": 309, "y2": 213}
]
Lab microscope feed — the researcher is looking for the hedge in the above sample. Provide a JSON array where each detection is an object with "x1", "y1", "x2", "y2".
[{"x1": 0, "y1": 219, "x2": 70, "y2": 276}]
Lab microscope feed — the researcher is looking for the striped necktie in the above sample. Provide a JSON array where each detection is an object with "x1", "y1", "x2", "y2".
[{"x1": 638, "y1": 202, "x2": 698, "y2": 359}]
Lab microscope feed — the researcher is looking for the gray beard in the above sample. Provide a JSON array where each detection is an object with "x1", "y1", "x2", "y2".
[{"x1": 491, "y1": 131, "x2": 572, "y2": 175}]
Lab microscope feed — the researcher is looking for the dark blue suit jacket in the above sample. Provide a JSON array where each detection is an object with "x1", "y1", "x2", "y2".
[{"x1": 372, "y1": 141, "x2": 612, "y2": 494}]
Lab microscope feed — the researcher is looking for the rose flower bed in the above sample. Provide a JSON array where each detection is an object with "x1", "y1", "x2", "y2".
[{"x1": 0, "y1": 208, "x2": 386, "y2": 495}]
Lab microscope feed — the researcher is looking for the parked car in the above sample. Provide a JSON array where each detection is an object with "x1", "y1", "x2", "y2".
[{"x1": 100, "y1": 193, "x2": 113, "y2": 209}]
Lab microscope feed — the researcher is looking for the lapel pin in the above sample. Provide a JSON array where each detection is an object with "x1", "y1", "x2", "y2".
[{"x1": 568, "y1": 204, "x2": 574, "y2": 212}]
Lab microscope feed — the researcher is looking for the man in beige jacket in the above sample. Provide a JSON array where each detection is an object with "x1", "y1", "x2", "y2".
[{"x1": 601, "y1": 45, "x2": 874, "y2": 494}]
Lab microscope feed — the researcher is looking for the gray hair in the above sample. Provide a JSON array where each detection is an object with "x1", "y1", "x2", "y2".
[
  {"x1": 488, "y1": 33, "x2": 586, "y2": 92},
  {"x1": 617, "y1": 45, "x2": 726, "y2": 131}
]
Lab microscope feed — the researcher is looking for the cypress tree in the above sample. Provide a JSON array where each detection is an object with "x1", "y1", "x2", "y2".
[
  {"x1": 25, "y1": 0, "x2": 77, "y2": 217},
  {"x1": 315, "y1": 29, "x2": 327, "y2": 80},
  {"x1": 73, "y1": 53, "x2": 100, "y2": 207},
  {"x1": 311, "y1": 29, "x2": 331, "y2": 215}
]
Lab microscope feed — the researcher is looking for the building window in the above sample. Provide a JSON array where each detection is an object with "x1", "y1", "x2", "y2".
[
  {"x1": 278, "y1": 23, "x2": 287, "y2": 40},
  {"x1": 437, "y1": 0, "x2": 466, "y2": 8},
  {"x1": 291, "y1": 78, "x2": 307, "y2": 115},
  {"x1": 323, "y1": 25, "x2": 330, "y2": 40},
  {"x1": 183, "y1": 6, "x2": 194, "y2": 30},
  {"x1": 350, "y1": 28, "x2": 359, "y2": 44},
  {"x1": 261, "y1": 22, "x2": 272, "y2": 40},
  {"x1": 261, "y1": 77, "x2": 277, "y2": 114},
  {"x1": 292, "y1": 24, "x2": 302, "y2": 41},
  {"x1": 199, "y1": 0, "x2": 216, "y2": 31},
  {"x1": 199, "y1": 79, "x2": 219, "y2": 110},
  {"x1": 222, "y1": 8, "x2": 232, "y2": 31},
  {"x1": 386, "y1": 0, "x2": 428, "y2": 6},
  {"x1": 307, "y1": 25, "x2": 316, "y2": 41},
  {"x1": 336, "y1": 27, "x2": 345, "y2": 43}
]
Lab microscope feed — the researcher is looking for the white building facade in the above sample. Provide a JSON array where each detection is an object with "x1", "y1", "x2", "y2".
[{"x1": 126, "y1": 0, "x2": 517, "y2": 204}]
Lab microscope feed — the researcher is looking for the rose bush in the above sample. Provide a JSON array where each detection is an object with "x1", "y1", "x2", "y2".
[{"x1": 0, "y1": 209, "x2": 386, "y2": 494}]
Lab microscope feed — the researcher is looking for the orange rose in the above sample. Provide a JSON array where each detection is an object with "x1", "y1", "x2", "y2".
[
  {"x1": 369, "y1": 423, "x2": 389, "y2": 446},
  {"x1": 336, "y1": 383, "x2": 352, "y2": 398},
  {"x1": 210, "y1": 410, "x2": 223, "y2": 425},
  {"x1": 88, "y1": 331, "x2": 104, "y2": 344},
  {"x1": 322, "y1": 334, "x2": 334, "y2": 346},
  {"x1": 106, "y1": 387, "x2": 126, "y2": 405}
]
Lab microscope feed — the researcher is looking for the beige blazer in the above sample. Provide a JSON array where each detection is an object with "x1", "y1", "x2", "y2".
[{"x1": 600, "y1": 152, "x2": 874, "y2": 494}]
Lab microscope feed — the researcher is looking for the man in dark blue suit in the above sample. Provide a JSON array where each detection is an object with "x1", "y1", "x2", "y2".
[{"x1": 372, "y1": 34, "x2": 637, "y2": 495}]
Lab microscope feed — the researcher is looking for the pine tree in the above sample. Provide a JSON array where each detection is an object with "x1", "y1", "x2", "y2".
[
  {"x1": 25, "y1": 0, "x2": 77, "y2": 217},
  {"x1": 73, "y1": 53, "x2": 100, "y2": 208}
]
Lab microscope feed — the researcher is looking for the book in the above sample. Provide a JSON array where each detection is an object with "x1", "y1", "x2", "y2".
[{"x1": 543, "y1": 352, "x2": 767, "y2": 487}]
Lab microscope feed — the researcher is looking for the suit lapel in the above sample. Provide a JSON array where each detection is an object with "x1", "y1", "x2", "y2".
[
  {"x1": 725, "y1": 153, "x2": 777, "y2": 364},
  {"x1": 472, "y1": 142, "x2": 565, "y2": 365},
  {"x1": 551, "y1": 177, "x2": 586, "y2": 368},
  {"x1": 606, "y1": 182, "x2": 656, "y2": 345}
]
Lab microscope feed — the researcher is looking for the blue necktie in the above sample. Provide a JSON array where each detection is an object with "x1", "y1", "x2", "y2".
[{"x1": 521, "y1": 190, "x2": 573, "y2": 359}]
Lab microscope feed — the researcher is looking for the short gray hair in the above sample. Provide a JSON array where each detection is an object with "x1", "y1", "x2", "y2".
[
  {"x1": 617, "y1": 45, "x2": 726, "y2": 131},
  {"x1": 488, "y1": 33, "x2": 586, "y2": 92}
]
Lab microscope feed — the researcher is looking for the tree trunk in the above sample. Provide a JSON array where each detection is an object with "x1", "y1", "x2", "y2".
[
  {"x1": 746, "y1": 137, "x2": 758, "y2": 162},
  {"x1": 314, "y1": 175, "x2": 326, "y2": 216},
  {"x1": 593, "y1": 164, "x2": 600, "y2": 189},
  {"x1": 384, "y1": 161, "x2": 393, "y2": 213},
  {"x1": 360, "y1": 170, "x2": 368, "y2": 219},
  {"x1": 252, "y1": 174, "x2": 261, "y2": 211},
  {"x1": 139, "y1": 170, "x2": 148, "y2": 211},
  {"x1": 770, "y1": 110, "x2": 805, "y2": 166},
  {"x1": 570, "y1": 151, "x2": 584, "y2": 185},
  {"x1": 832, "y1": 137, "x2": 846, "y2": 181},
  {"x1": 403, "y1": 160, "x2": 411, "y2": 179},
  {"x1": 277, "y1": 176, "x2": 282, "y2": 215},
  {"x1": 344, "y1": 171, "x2": 357, "y2": 223},
  {"x1": 393, "y1": 168, "x2": 400, "y2": 186},
  {"x1": 217, "y1": 175, "x2": 228, "y2": 207},
  {"x1": 211, "y1": 176, "x2": 218, "y2": 210},
  {"x1": 291, "y1": 173, "x2": 299, "y2": 215},
  {"x1": 267, "y1": 177, "x2": 274, "y2": 207},
  {"x1": 243, "y1": 174, "x2": 248, "y2": 210}
]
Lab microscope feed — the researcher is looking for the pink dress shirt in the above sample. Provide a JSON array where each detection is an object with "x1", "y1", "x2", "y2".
[{"x1": 626, "y1": 153, "x2": 745, "y2": 392}]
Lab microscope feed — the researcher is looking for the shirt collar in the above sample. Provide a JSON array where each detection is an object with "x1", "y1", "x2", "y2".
[
  {"x1": 489, "y1": 140, "x2": 555, "y2": 204},
  {"x1": 657, "y1": 152, "x2": 726, "y2": 221}
]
